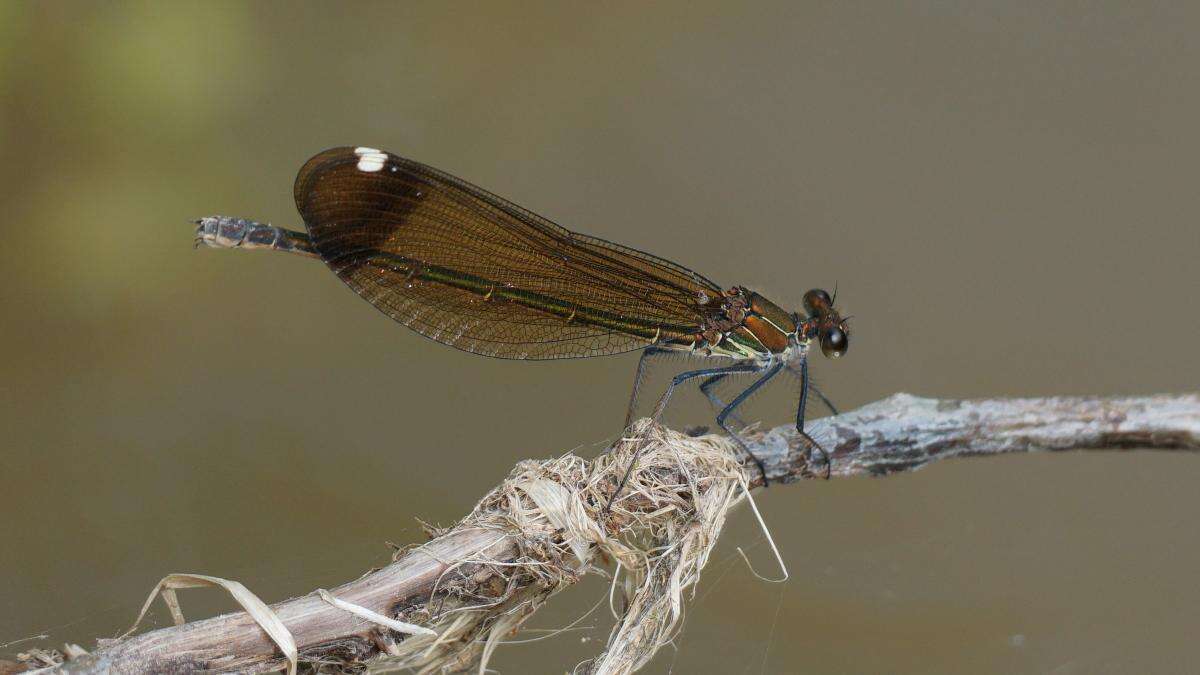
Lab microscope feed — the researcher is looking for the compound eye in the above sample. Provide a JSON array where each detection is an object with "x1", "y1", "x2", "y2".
[
  {"x1": 803, "y1": 288, "x2": 833, "y2": 316},
  {"x1": 820, "y1": 326, "x2": 848, "y2": 358}
]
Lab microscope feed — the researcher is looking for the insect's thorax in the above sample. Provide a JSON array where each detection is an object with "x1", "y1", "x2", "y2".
[{"x1": 664, "y1": 286, "x2": 801, "y2": 361}]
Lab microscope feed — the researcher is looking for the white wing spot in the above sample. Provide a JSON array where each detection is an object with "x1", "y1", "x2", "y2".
[{"x1": 354, "y1": 147, "x2": 387, "y2": 172}]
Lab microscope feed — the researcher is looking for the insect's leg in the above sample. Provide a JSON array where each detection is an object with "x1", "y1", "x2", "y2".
[
  {"x1": 809, "y1": 383, "x2": 840, "y2": 417},
  {"x1": 650, "y1": 362, "x2": 762, "y2": 422},
  {"x1": 625, "y1": 347, "x2": 670, "y2": 428},
  {"x1": 786, "y1": 362, "x2": 839, "y2": 416},
  {"x1": 716, "y1": 360, "x2": 784, "y2": 485},
  {"x1": 609, "y1": 360, "x2": 761, "y2": 511},
  {"x1": 794, "y1": 355, "x2": 832, "y2": 478},
  {"x1": 699, "y1": 373, "x2": 747, "y2": 428}
]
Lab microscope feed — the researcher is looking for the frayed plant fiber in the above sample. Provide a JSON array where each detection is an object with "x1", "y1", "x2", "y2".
[{"x1": 372, "y1": 418, "x2": 755, "y2": 675}]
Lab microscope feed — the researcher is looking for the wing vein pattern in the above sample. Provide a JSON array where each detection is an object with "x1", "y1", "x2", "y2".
[{"x1": 294, "y1": 147, "x2": 724, "y2": 360}]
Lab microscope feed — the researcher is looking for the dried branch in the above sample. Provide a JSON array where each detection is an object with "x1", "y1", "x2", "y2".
[
  {"x1": 24, "y1": 392, "x2": 1200, "y2": 675},
  {"x1": 752, "y1": 392, "x2": 1200, "y2": 482}
]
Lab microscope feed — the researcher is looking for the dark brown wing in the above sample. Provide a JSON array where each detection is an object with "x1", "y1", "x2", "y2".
[{"x1": 294, "y1": 147, "x2": 723, "y2": 359}]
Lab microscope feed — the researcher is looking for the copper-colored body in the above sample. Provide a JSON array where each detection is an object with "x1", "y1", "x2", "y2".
[
  {"x1": 660, "y1": 285, "x2": 845, "y2": 363},
  {"x1": 195, "y1": 146, "x2": 850, "y2": 488}
]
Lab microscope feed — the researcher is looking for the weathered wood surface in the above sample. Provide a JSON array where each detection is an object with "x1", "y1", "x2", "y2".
[{"x1": 34, "y1": 392, "x2": 1200, "y2": 674}]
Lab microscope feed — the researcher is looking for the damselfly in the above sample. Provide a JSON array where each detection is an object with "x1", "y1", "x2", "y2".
[{"x1": 195, "y1": 147, "x2": 849, "y2": 495}]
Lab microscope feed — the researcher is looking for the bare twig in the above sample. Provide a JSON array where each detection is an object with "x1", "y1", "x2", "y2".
[
  {"x1": 23, "y1": 393, "x2": 1200, "y2": 674},
  {"x1": 750, "y1": 392, "x2": 1200, "y2": 482}
]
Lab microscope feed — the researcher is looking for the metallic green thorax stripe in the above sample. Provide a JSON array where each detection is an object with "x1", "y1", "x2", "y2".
[
  {"x1": 360, "y1": 252, "x2": 697, "y2": 340},
  {"x1": 721, "y1": 330, "x2": 768, "y2": 357}
]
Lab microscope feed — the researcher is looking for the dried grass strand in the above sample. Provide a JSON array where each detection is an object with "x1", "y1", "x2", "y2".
[
  {"x1": 120, "y1": 573, "x2": 298, "y2": 675},
  {"x1": 366, "y1": 420, "x2": 751, "y2": 675}
]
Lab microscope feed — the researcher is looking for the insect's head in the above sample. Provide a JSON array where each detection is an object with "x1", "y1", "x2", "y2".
[{"x1": 797, "y1": 288, "x2": 849, "y2": 359}]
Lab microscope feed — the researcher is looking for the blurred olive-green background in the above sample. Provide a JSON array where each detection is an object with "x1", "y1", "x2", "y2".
[{"x1": 3, "y1": 3, "x2": 1199, "y2": 673}]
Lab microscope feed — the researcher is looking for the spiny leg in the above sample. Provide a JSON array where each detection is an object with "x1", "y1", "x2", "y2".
[
  {"x1": 650, "y1": 362, "x2": 763, "y2": 421},
  {"x1": 609, "y1": 360, "x2": 763, "y2": 511},
  {"x1": 812, "y1": 385, "x2": 840, "y2": 416},
  {"x1": 786, "y1": 362, "x2": 840, "y2": 416},
  {"x1": 709, "y1": 363, "x2": 839, "y2": 435},
  {"x1": 624, "y1": 347, "x2": 671, "y2": 429},
  {"x1": 715, "y1": 361, "x2": 784, "y2": 484},
  {"x1": 794, "y1": 355, "x2": 832, "y2": 478},
  {"x1": 698, "y1": 373, "x2": 748, "y2": 428}
]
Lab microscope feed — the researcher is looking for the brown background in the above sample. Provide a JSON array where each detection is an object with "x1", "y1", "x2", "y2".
[{"x1": 2, "y1": 3, "x2": 1199, "y2": 673}]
